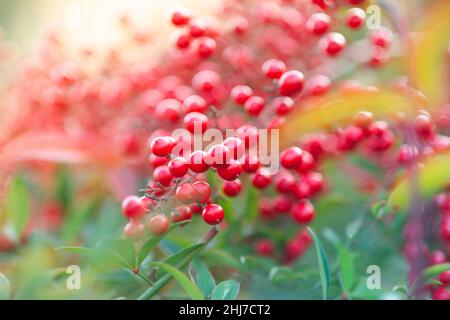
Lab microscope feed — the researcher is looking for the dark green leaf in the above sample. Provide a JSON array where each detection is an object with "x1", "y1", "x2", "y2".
[
  {"x1": 211, "y1": 279, "x2": 240, "y2": 300},
  {"x1": 155, "y1": 243, "x2": 206, "y2": 278},
  {"x1": 307, "y1": 227, "x2": 331, "y2": 300},
  {"x1": 189, "y1": 259, "x2": 216, "y2": 299}
]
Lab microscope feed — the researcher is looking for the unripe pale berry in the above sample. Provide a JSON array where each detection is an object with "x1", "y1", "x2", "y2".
[
  {"x1": 124, "y1": 220, "x2": 145, "y2": 240},
  {"x1": 147, "y1": 214, "x2": 169, "y2": 235}
]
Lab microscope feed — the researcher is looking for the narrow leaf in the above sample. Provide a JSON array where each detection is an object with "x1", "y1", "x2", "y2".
[
  {"x1": 423, "y1": 263, "x2": 450, "y2": 279},
  {"x1": 211, "y1": 279, "x2": 240, "y2": 300},
  {"x1": 189, "y1": 259, "x2": 216, "y2": 299},
  {"x1": 307, "y1": 227, "x2": 331, "y2": 300}
]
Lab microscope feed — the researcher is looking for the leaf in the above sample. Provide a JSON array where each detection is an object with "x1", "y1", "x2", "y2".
[
  {"x1": 412, "y1": 1, "x2": 450, "y2": 106},
  {"x1": 243, "y1": 185, "x2": 259, "y2": 223},
  {"x1": 155, "y1": 243, "x2": 206, "y2": 278},
  {"x1": 387, "y1": 152, "x2": 450, "y2": 212},
  {"x1": 371, "y1": 201, "x2": 388, "y2": 219},
  {"x1": 96, "y1": 238, "x2": 135, "y2": 268},
  {"x1": 338, "y1": 246, "x2": 356, "y2": 294},
  {"x1": 61, "y1": 200, "x2": 97, "y2": 243},
  {"x1": 423, "y1": 263, "x2": 450, "y2": 280},
  {"x1": 392, "y1": 285, "x2": 409, "y2": 298},
  {"x1": 0, "y1": 273, "x2": 10, "y2": 300},
  {"x1": 201, "y1": 249, "x2": 242, "y2": 270},
  {"x1": 148, "y1": 262, "x2": 204, "y2": 300},
  {"x1": 137, "y1": 221, "x2": 190, "y2": 267},
  {"x1": 281, "y1": 88, "x2": 424, "y2": 148},
  {"x1": 307, "y1": 227, "x2": 331, "y2": 300},
  {"x1": 5, "y1": 176, "x2": 30, "y2": 239},
  {"x1": 56, "y1": 246, "x2": 131, "y2": 269},
  {"x1": 211, "y1": 279, "x2": 240, "y2": 300},
  {"x1": 56, "y1": 166, "x2": 73, "y2": 208},
  {"x1": 346, "y1": 218, "x2": 363, "y2": 240},
  {"x1": 189, "y1": 259, "x2": 216, "y2": 299}
]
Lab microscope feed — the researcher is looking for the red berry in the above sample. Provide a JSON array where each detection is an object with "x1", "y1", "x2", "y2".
[
  {"x1": 439, "y1": 270, "x2": 450, "y2": 285},
  {"x1": 222, "y1": 179, "x2": 242, "y2": 197},
  {"x1": 274, "y1": 195, "x2": 292, "y2": 213},
  {"x1": 274, "y1": 171, "x2": 296, "y2": 193},
  {"x1": 176, "y1": 183, "x2": 195, "y2": 204},
  {"x1": 147, "y1": 214, "x2": 169, "y2": 235},
  {"x1": 273, "y1": 97, "x2": 294, "y2": 115},
  {"x1": 155, "y1": 99, "x2": 182, "y2": 123},
  {"x1": 184, "y1": 95, "x2": 208, "y2": 113},
  {"x1": 306, "y1": 13, "x2": 330, "y2": 35},
  {"x1": 202, "y1": 204, "x2": 224, "y2": 225},
  {"x1": 231, "y1": 85, "x2": 253, "y2": 105},
  {"x1": 430, "y1": 250, "x2": 447, "y2": 265},
  {"x1": 153, "y1": 165, "x2": 173, "y2": 187},
  {"x1": 280, "y1": 146, "x2": 303, "y2": 169},
  {"x1": 306, "y1": 74, "x2": 331, "y2": 96},
  {"x1": 252, "y1": 168, "x2": 272, "y2": 189},
  {"x1": 320, "y1": 32, "x2": 346, "y2": 56},
  {"x1": 183, "y1": 112, "x2": 208, "y2": 133},
  {"x1": 243, "y1": 154, "x2": 261, "y2": 173},
  {"x1": 189, "y1": 150, "x2": 210, "y2": 173},
  {"x1": 192, "y1": 181, "x2": 212, "y2": 203},
  {"x1": 168, "y1": 156, "x2": 188, "y2": 178},
  {"x1": 197, "y1": 37, "x2": 216, "y2": 58},
  {"x1": 122, "y1": 196, "x2": 146, "y2": 220},
  {"x1": 414, "y1": 113, "x2": 434, "y2": 139},
  {"x1": 149, "y1": 154, "x2": 169, "y2": 168},
  {"x1": 124, "y1": 221, "x2": 145, "y2": 240},
  {"x1": 236, "y1": 125, "x2": 259, "y2": 149},
  {"x1": 217, "y1": 159, "x2": 243, "y2": 181},
  {"x1": 254, "y1": 239, "x2": 274, "y2": 256},
  {"x1": 150, "y1": 136, "x2": 176, "y2": 157},
  {"x1": 295, "y1": 151, "x2": 315, "y2": 173},
  {"x1": 171, "y1": 206, "x2": 192, "y2": 223},
  {"x1": 304, "y1": 171, "x2": 324, "y2": 195},
  {"x1": 192, "y1": 70, "x2": 220, "y2": 93},
  {"x1": 171, "y1": 8, "x2": 191, "y2": 26},
  {"x1": 223, "y1": 137, "x2": 245, "y2": 160},
  {"x1": 370, "y1": 27, "x2": 392, "y2": 48},
  {"x1": 189, "y1": 203, "x2": 204, "y2": 215},
  {"x1": 189, "y1": 19, "x2": 208, "y2": 37},
  {"x1": 346, "y1": 8, "x2": 366, "y2": 29},
  {"x1": 294, "y1": 181, "x2": 312, "y2": 200},
  {"x1": 278, "y1": 70, "x2": 304, "y2": 96},
  {"x1": 244, "y1": 96, "x2": 265, "y2": 116},
  {"x1": 291, "y1": 200, "x2": 316, "y2": 224},
  {"x1": 432, "y1": 287, "x2": 450, "y2": 300},
  {"x1": 174, "y1": 31, "x2": 191, "y2": 50},
  {"x1": 207, "y1": 144, "x2": 232, "y2": 167},
  {"x1": 262, "y1": 59, "x2": 286, "y2": 79}
]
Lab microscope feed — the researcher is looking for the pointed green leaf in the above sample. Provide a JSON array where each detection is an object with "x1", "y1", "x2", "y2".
[
  {"x1": 189, "y1": 259, "x2": 216, "y2": 299},
  {"x1": 211, "y1": 279, "x2": 240, "y2": 300},
  {"x1": 307, "y1": 227, "x2": 330, "y2": 300},
  {"x1": 423, "y1": 263, "x2": 450, "y2": 279},
  {"x1": 155, "y1": 243, "x2": 206, "y2": 278}
]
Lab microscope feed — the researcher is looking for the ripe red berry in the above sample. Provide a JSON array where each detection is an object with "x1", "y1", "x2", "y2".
[
  {"x1": 147, "y1": 214, "x2": 170, "y2": 235},
  {"x1": 155, "y1": 98, "x2": 182, "y2": 123},
  {"x1": 171, "y1": 206, "x2": 193, "y2": 223},
  {"x1": 274, "y1": 195, "x2": 292, "y2": 213},
  {"x1": 320, "y1": 32, "x2": 346, "y2": 56},
  {"x1": 370, "y1": 27, "x2": 393, "y2": 48},
  {"x1": 439, "y1": 270, "x2": 450, "y2": 285},
  {"x1": 306, "y1": 74, "x2": 331, "y2": 96},
  {"x1": 273, "y1": 97, "x2": 294, "y2": 115},
  {"x1": 252, "y1": 168, "x2": 272, "y2": 189},
  {"x1": 223, "y1": 137, "x2": 245, "y2": 160},
  {"x1": 184, "y1": 95, "x2": 208, "y2": 113},
  {"x1": 153, "y1": 165, "x2": 173, "y2": 187},
  {"x1": 306, "y1": 13, "x2": 331, "y2": 35},
  {"x1": 124, "y1": 220, "x2": 145, "y2": 240},
  {"x1": 304, "y1": 171, "x2": 324, "y2": 195},
  {"x1": 414, "y1": 113, "x2": 435, "y2": 139},
  {"x1": 432, "y1": 287, "x2": 450, "y2": 300},
  {"x1": 295, "y1": 151, "x2": 315, "y2": 173},
  {"x1": 197, "y1": 37, "x2": 217, "y2": 58},
  {"x1": 207, "y1": 144, "x2": 232, "y2": 167},
  {"x1": 346, "y1": 8, "x2": 366, "y2": 29},
  {"x1": 222, "y1": 179, "x2": 242, "y2": 197},
  {"x1": 291, "y1": 200, "x2": 316, "y2": 224},
  {"x1": 171, "y1": 8, "x2": 191, "y2": 26},
  {"x1": 150, "y1": 136, "x2": 176, "y2": 157},
  {"x1": 294, "y1": 181, "x2": 312, "y2": 200},
  {"x1": 236, "y1": 125, "x2": 259, "y2": 149},
  {"x1": 122, "y1": 196, "x2": 146, "y2": 220},
  {"x1": 149, "y1": 154, "x2": 169, "y2": 168},
  {"x1": 430, "y1": 250, "x2": 447, "y2": 265},
  {"x1": 244, "y1": 96, "x2": 265, "y2": 116},
  {"x1": 192, "y1": 181, "x2": 212, "y2": 203},
  {"x1": 202, "y1": 204, "x2": 224, "y2": 225},
  {"x1": 168, "y1": 156, "x2": 188, "y2": 178},
  {"x1": 189, "y1": 150, "x2": 210, "y2": 173},
  {"x1": 280, "y1": 146, "x2": 303, "y2": 169},
  {"x1": 243, "y1": 154, "x2": 261, "y2": 173},
  {"x1": 254, "y1": 239, "x2": 274, "y2": 256},
  {"x1": 192, "y1": 70, "x2": 220, "y2": 93},
  {"x1": 278, "y1": 70, "x2": 304, "y2": 96},
  {"x1": 231, "y1": 85, "x2": 253, "y2": 105},
  {"x1": 189, "y1": 18, "x2": 208, "y2": 37},
  {"x1": 183, "y1": 112, "x2": 208, "y2": 133},
  {"x1": 176, "y1": 183, "x2": 195, "y2": 204},
  {"x1": 217, "y1": 159, "x2": 243, "y2": 181},
  {"x1": 261, "y1": 59, "x2": 286, "y2": 79},
  {"x1": 274, "y1": 171, "x2": 296, "y2": 193},
  {"x1": 174, "y1": 31, "x2": 191, "y2": 50}
]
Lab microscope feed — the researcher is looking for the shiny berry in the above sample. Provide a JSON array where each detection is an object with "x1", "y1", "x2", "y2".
[
  {"x1": 192, "y1": 181, "x2": 212, "y2": 203},
  {"x1": 153, "y1": 165, "x2": 173, "y2": 187},
  {"x1": 150, "y1": 136, "x2": 176, "y2": 157},
  {"x1": 222, "y1": 179, "x2": 242, "y2": 197},
  {"x1": 217, "y1": 159, "x2": 243, "y2": 181},
  {"x1": 278, "y1": 70, "x2": 304, "y2": 96},
  {"x1": 223, "y1": 137, "x2": 245, "y2": 160},
  {"x1": 202, "y1": 204, "x2": 224, "y2": 225},
  {"x1": 207, "y1": 144, "x2": 232, "y2": 167},
  {"x1": 320, "y1": 32, "x2": 346, "y2": 56},
  {"x1": 171, "y1": 206, "x2": 193, "y2": 223},
  {"x1": 184, "y1": 95, "x2": 208, "y2": 113},
  {"x1": 252, "y1": 168, "x2": 272, "y2": 189},
  {"x1": 273, "y1": 97, "x2": 294, "y2": 115},
  {"x1": 231, "y1": 85, "x2": 253, "y2": 105},
  {"x1": 168, "y1": 157, "x2": 188, "y2": 178},
  {"x1": 147, "y1": 214, "x2": 169, "y2": 235},
  {"x1": 244, "y1": 96, "x2": 265, "y2": 116},
  {"x1": 281, "y1": 146, "x2": 303, "y2": 169},
  {"x1": 197, "y1": 37, "x2": 216, "y2": 58},
  {"x1": 370, "y1": 27, "x2": 393, "y2": 48},
  {"x1": 346, "y1": 8, "x2": 366, "y2": 29},
  {"x1": 243, "y1": 154, "x2": 261, "y2": 173},
  {"x1": 171, "y1": 8, "x2": 191, "y2": 26},
  {"x1": 306, "y1": 13, "x2": 331, "y2": 35},
  {"x1": 262, "y1": 59, "x2": 286, "y2": 79},
  {"x1": 183, "y1": 112, "x2": 208, "y2": 133},
  {"x1": 291, "y1": 200, "x2": 316, "y2": 224},
  {"x1": 122, "y1": 196, "x2": 146, "y2": 220},
  {"x1": 189, "y1": 150, "x2": 210, "y2": 173}
]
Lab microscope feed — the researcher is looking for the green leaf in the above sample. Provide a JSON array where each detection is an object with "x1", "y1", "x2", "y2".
[
  {"x1": 155, "y1": 243, "x2": 206, "y2": 278},
  {"x1": 371, "y1": 201, "x2": 388, "y2": 219},
  {"x1": 6, "y1": 176, "x2": 30, "y2": 239},
  {"x1": 243, "y1": 185, "x2": 259, "y2": 223},
  {"x1": 338, "y1": 246, "x2": 356, "y2": 294},
  {"x1": 148, "y1": 262, "x2": 204, "y2": 300},
  {"x1": 0, "y1": 273, "x2": 10, "y2": 300},
  {"x1": 137, "y1": 221, "x2": 189, "y2": 267},
  {"x1": 189, "y1": 259, "x2": 216, "y2": 299},
  {"x1": 56, "y1": 166, "x2": 73, "y2": 208},
  {"x1": 61, "y1": 200, "x2": 97, "y2": 243},
  {"x1": 96, "y1": 238, "x2": 135, "y2": 268},
  {"x1": 56, "y1": 246, "x2": 131, "y2": 269},
  {"x1": 307, "y1": 227, "x2": 331, "y2": 300},
  {"x1": 211, "y1": 279, "x2": 240, "y2": 300},
  {"x1": 423, "y1": 263, "x2": 450, "y2": 279},
  {"x1": 392, "y1": 285, "x2": 409, "y2": 298},
  {"x1": 201, "y1": 249, "x2": 242, "y2": 270}
]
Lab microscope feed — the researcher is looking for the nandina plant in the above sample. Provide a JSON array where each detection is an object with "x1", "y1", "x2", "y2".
[{"x1": 0, "y1": 0, "x2": 449, "y2": 300}]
